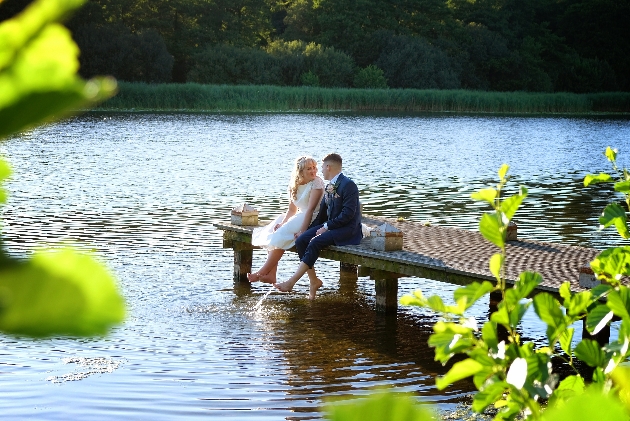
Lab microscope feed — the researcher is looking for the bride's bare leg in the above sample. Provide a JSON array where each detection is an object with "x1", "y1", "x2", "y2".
[
  {"x1": 275, "y1": 262, "x2": 309, "y2": 292},
  {"x1": 258, "y1": 264, "x2": 277, "y2": 284},
  {"x1": 306, "y1": 268, "x2": 323, "y2": 300},
  {"x1": 248, "y1": 249, "x2": 284, "y2": 282}
]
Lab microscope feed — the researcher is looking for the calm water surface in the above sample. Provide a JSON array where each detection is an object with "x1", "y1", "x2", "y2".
[{"x1": 1, "y1": 112, "x2": 629, "y2": 419}]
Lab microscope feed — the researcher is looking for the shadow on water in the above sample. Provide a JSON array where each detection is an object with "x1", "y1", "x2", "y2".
[{"x1": 231, "y1": 279, "x2": 475, "y2": 417}]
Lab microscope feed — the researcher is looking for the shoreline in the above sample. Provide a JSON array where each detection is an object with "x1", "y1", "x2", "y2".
[
  {"x1": 95, "y1": 82, "x2": 630, "y2": 115},
  {"x1": 89, "y1": 108, "x2": 630, "y2": 117}
]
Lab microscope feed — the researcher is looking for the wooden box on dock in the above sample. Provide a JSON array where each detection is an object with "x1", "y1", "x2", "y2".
[
  {"x1": 369, "y1": 223, "x2": 403, "y2": 251},
  {"x1": 231, "y1": 203, "x2": 258, "y2": 226}
]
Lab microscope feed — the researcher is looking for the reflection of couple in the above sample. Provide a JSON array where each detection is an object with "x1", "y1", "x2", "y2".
[{"x1": 248, "y1": 153, "x2": 362, "y2": 299}]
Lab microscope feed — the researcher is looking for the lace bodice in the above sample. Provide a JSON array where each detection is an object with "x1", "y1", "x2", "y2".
[{"x1": 290, "y1": 176, "x2": 325, "y2": 212}]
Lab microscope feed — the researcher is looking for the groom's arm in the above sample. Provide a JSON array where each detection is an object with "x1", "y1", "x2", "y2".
[{"x1": 326, "y1": 180, "x2": 359, "y2": 230}]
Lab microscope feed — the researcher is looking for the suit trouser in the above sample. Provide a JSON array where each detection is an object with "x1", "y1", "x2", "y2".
[{"x1": 296, "y1": 224, "x2": 336, "y2": 268}]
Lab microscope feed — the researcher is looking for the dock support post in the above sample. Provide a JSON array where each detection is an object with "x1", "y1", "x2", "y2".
[
  {"x1": 339, "y1": 262, "x2": 359, "y2": 295},
  {"x1": 340, "y1": 262, "x2": 358, "y2": 280},
  {"x1": 372, "y1": 270, "x2": 399, "y2": 314},
  {"x1": 232, "y1": 241, "x2": 253, "y2": 284}
]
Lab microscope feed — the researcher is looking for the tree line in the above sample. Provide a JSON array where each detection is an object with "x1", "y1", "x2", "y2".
[{"x1": 1, "y1": 0, "x2": 628, "y2": 92}]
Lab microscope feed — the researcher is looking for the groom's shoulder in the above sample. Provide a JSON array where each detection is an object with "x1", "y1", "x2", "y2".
[{"x1": 340, "y1": 174, "x2": 358, "y2": 189}]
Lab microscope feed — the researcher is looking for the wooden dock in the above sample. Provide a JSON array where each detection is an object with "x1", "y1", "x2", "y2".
[{"x1": 215, "y1": 216, "x2": 603, "y2": 314}]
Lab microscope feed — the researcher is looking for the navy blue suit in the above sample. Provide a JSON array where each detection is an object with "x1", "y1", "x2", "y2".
[{"x1": 295, "y1": 173, "x2": 362, "y2": 268}]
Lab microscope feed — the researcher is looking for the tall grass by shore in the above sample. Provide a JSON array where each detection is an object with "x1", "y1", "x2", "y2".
[{"x1": 99, "y1": 82, "x2": 630, "y2": 114}]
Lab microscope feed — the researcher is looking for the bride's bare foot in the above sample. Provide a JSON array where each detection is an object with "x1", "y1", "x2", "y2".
[
  {"x1": 274, "y1": 281, "x2": 294, "y2": 292},
  {"x1": 309, "y1": 278, "x2": 323, "y2": 300},
  {"x1": 246, "y1": 272, "x2": 260, "y2": 283},
  {"x1": 258, "y1": 273, "x2": 276, "y2": 284}
]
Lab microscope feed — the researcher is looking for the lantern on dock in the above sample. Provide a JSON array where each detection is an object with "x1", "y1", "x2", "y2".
[
  {"x1": 369, "y1": 223, "x2": 403, "y2": 251},
  {"x1": 230, "y1": 203, "x2": 259, "y2": 226}
]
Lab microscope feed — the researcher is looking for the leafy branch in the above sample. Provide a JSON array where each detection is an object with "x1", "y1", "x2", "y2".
[{"x1": 399, "y1": 162, "x2": 630, "y2": 420}]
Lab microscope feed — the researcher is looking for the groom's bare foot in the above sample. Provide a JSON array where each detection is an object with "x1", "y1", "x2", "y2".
[
  {"x1": 309, "y1": 278, "x2": 323, "y2": 300},
  {"x1": 246, "y1": 272, "x2": 260, "y2": 283},
  {"x1": 274, "y1": 281, "x2": 294, "y2": 292},
  {"x1": 258, "y1": 273, "x2": 276, "y2": 284}
]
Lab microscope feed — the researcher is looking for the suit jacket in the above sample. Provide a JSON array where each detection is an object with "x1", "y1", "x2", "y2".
[{"x1": 311, "y1": 173, "x2": 362, "y2": 246}]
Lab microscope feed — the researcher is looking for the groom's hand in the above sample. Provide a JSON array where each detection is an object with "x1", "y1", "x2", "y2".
[{"x1": 315, "y1": 226, "x2": 328, "y2": 236}]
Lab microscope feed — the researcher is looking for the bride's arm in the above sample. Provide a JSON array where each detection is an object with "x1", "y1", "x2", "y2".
[
  {"x1": 295, "y1": 188, "x2": 323, "y2": 238},
  {"x1": 275, "y1": 202, "x2": 298, "y2": 231}
]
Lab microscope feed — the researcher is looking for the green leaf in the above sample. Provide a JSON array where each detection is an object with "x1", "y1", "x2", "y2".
[
  {"x1": 479, "y1": 212, "x2": 506, "y2": 248},
  {"x1": 324, "y1": 391, "x2": 435, "y2": 421},
  {"x1": 489, "y1": 253, "x2": 504, "y2": 279},
  {"x1": 614, "y1": 180, "x2": 630, "y2": 194},
  {"x1": 605, "y1": 146, "x2": 618, "y2": 162},
  {"x1": 498, "y1": 164, "x2": 509, "y2": 181},
  {"x1": 482, "y1": 321, "x2": 499, "y2": 350},
  {"x1": 591, "y1": 283, "x2": 612, "y2": 299},
  {"x1": 491, "y1": 305, "x2": 510, "y2": 326},
  {"x1": 574, "y1": 340, "x2": 607, "y2": 367},
  {"x1": 566, "y1": 291, "x2": 593, "y2": 317},
  {"x1": 607, "y1": 286, "x2": 630, "y2": 321},
  {"x1": 590, "y1": 247, "x2": 630, "y2": 282},
  {"x1": 0, "y1": 0, "x2": 117, "y2": 139},
  {"x1": 426, "y1": 295, "x2": 446, "y2": 313},
  {"x1": 548, "y1": 375, "x2": 585, "y2": 408},
  {"x1": 472, "y1": 381, "x2": 508, "y2": 413},
  {"x1": 559, "y1": 282, "x2": 572, "y2": 306},
  {"x1": 599, "y1": 203, "x2": 630, "y2": 239},
  {"x1": 610, "y1": 367, "x2": 630, "y2": 413},
  {"x1": 583, "y1": 173, "x2": 614, "y2": 187},
  {"x1": 559, "y1": 328, "x2": 575, "y2": 355},
  {"x1": 514, "y1": 271, "x2": 542, "y2": 300},
  {"x1": 541, "y1": 386, "x2": 628, "y2": 421},
  {"x1": 0, "y1": 248, "x2": 125, "y2": 337},
  {"x1": 454, "y1": 281, "x2": 495, "y2": 310},
  {"x1": 430, "y1": 321, "x2": 475, "y2": 363},
  {"x1": 500, "y1": 186, "x2": 527, "y2": 220},
  {"x1": 509, "y1": 301, "x2": 530, "y2": 328},
  {"x1": 586, "y1": 305, "x2": 614, "y2": 335},
  {"x1": 471, "y1": 188, "x2": 498, "y2": 204},
  {"x1": 400, "y1": 290, "x2": 428, "y2": 307},
  {"x1": 436, "y1": 358, "x2": 484, "y2": 390},
  {"x1": 533, "y1": 293, "x2": 565, "y2": 344}
]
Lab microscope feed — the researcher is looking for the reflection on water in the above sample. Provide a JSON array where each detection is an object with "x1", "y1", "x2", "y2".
[{"x1": 0, "y1": 112, "x2": 629, "y2": 419}]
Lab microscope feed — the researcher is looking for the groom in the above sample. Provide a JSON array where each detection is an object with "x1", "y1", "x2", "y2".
[{"x1": 275, "y1": 153, "x2": 362, "y2": 299}]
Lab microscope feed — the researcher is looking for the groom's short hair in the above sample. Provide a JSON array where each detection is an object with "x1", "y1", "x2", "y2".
[{"x1": 323, "y1": 153, "x2": 342, "y2": 166}]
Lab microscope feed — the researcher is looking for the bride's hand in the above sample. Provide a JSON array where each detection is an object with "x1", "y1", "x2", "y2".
[
  {"x1": 274, "y1": 223, "x2": 282, "y2": 232},
  {"x1": 294, "y1": 230, "x2": 303, "y2": 239}
]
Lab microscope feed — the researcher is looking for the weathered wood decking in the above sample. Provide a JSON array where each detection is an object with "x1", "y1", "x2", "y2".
[{"x1": 215, "y1": 216, "x2": 603, "y2": 313}]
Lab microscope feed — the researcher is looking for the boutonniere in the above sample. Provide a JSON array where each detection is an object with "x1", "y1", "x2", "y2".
[{"x1": 326, "y1": 179, "x2": 341, "y2": 196}]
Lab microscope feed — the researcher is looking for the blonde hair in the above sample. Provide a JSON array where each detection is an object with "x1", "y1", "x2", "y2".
[{"x1": 289, "y1": 155, "x2": 317, "y2": 200}]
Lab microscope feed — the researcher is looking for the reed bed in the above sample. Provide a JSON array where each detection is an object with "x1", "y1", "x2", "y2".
[{"x1": 99, "y1": 82, "x2": 630, "y2": 114}]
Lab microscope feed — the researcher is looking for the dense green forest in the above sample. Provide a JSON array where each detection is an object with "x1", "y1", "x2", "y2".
[{"x1": 2, "y1": 0, "x2": 629, "y2": 93}]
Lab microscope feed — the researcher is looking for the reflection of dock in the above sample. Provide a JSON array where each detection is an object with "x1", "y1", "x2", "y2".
[{"x1": 214, "y1": 216, "x2": 601, "y2": 313}]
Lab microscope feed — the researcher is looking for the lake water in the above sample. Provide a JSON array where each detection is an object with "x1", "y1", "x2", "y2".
[{"x1": 1, "y1": 112, "x2": 629, "y2": 419}]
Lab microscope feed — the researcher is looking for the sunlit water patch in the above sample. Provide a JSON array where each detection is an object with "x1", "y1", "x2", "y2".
[{"x1": 0, "y1": 112, "x2": 629, "y2": 419}]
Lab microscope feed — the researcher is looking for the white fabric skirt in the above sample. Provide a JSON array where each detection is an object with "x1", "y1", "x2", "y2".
[{"x1": 252, "y1": 212, "x2": 308, "y2": 250}]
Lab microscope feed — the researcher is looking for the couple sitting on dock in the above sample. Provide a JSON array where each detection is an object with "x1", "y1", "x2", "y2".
[{"x1": 247, "y1": 153, "x2": 362, "y2": 299}]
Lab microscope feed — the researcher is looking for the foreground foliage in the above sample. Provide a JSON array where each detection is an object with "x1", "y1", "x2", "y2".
[
  {"x1": 0, "y1": 0, "x2": 123, "y2": 337},
  {"x1": 394, "y1": 158, "x2": 630, "y2": 419}
]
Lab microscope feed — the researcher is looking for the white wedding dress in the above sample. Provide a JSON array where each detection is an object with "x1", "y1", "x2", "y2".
[{"x1": 252, "y1": 177, "x2": 325, "y2": 250}]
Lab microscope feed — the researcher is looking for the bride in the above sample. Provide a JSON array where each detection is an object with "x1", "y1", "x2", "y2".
[{"x1": 248, "y1": 156, "x2": 324, "y2": 284}]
